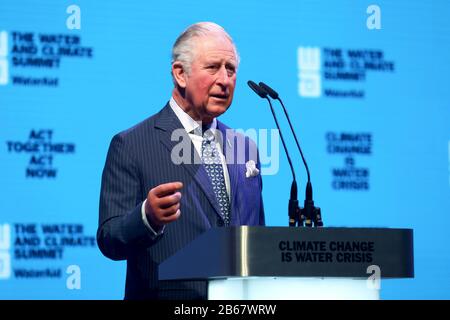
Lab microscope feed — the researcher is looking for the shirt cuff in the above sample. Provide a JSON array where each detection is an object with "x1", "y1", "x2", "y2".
[{"x1": 141, "y1": 199, "x2": 165, "y2": 238}]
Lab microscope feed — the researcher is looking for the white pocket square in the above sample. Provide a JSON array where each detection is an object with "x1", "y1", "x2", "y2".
[{"x1": 245, "y1": 160, "x2": 260, "y2": 178}]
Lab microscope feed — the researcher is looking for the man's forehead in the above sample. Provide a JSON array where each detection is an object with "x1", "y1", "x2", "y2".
[
  {"x1": 193, "y1": 33, "x2": 234, "y2": 48},
  {"x1": 202, "y1": 50, "x2": 236, "y2": 61},
  {"x1": 193, "y1": 38, "x2": 236, "y2": 61}
]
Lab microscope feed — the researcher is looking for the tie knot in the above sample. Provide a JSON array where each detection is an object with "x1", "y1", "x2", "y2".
[
  {"x1": 203, "y1": 129, "x2": 215, "y2": 142},
  {"x1": 189, "y1": 122, "x2": 214, "y2": 139},
  {"x1": 202, "y1": 122, "x2": 212, "y2": 132}
]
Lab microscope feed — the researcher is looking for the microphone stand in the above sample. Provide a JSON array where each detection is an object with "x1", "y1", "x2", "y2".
[
  {"x1": 258, "y1": 82, "x2": 323, "y2": 227},
  {"x1": 266, "y1": 96, "x2": 300, "y2": 227},
  {"x1": 247, "y1": 81, "x2": 299, "y2": 226}
]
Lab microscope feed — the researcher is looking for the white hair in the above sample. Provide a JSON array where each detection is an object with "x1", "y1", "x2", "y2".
[{"x1": 171, "y1": 22, "x2": 240, "y2": 79}]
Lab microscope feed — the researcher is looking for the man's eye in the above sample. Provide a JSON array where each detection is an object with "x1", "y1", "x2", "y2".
[{"x1": 226, "y1": 67, "x2": 235, "y2": 76}]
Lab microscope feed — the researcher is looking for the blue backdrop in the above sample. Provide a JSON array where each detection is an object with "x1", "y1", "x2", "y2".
[{"x1": 1, "y1": 0, "x2": 449, "y2": 299}]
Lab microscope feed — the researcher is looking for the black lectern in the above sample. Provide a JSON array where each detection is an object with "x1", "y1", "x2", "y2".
[{"x1": 159, "y1": 226, "x2": 414, "y2": 299}]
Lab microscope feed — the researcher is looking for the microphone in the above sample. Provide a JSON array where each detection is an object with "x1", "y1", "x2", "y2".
[
  {"x1": 247, "y1": 80, "x2": 299, "y2": 227},
  {"x1": 258, "y1": 81, "x2": 323, "y2": 227}
]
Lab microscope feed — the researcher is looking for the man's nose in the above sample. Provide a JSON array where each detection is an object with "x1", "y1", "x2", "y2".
[{"x1": 215, "y1": 65, "x2": 232, "y2": 87}]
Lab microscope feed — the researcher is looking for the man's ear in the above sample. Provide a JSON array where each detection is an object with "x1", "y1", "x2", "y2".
[{"x1": 172, "y1": 62, "x2": 187, "y2": 88}]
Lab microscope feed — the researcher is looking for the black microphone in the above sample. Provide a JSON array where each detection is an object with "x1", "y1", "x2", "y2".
[
  {"x1": 247, "y1": 80, "x2": 299, "y2": 227},
  {"x1": 258, "y1": 81, "x2": 323, "y2": 227}
]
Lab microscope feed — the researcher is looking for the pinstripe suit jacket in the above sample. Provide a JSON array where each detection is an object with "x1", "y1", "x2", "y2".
[{"x1": 97, "y1": 103, "x2": 265, "y2": 300}]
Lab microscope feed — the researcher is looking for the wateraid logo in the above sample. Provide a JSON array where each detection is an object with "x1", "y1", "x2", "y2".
[
  {"x1": 297, "y1": 46, "x2": 321, "y2": 98},
  {"x1": 0, "y1": 31, "x2": 9, "y2": 85},
  {"x1": 0, "y1": 224, "x2": 11, "y2": 279}
]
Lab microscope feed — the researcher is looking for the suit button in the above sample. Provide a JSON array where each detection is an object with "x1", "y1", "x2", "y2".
[{"x1": 217, "y1": 219, "x2": 224, "y2": 227}]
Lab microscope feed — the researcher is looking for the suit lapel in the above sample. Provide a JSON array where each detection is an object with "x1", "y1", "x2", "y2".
[{"x1": 155, "y1": 104, "x2": 224, "y2": 221}]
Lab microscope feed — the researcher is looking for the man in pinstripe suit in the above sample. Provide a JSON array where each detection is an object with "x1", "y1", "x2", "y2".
[{"x1": 97, "y1": 22, "x2": 265, "y2": 299}]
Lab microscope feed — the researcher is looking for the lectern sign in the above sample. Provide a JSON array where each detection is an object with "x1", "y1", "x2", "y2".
[{"x1": 279, "y1": 240, "x2": 375, "y2": 264}]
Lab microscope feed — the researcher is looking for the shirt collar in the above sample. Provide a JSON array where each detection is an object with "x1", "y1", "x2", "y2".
[{"x1": 169, "y1": 97, "x2": 217, "y2": 135}]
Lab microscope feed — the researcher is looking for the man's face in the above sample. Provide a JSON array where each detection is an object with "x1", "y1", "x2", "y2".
[{"x1": 181, "y1": 35, "x2": 237, "y2": 123}]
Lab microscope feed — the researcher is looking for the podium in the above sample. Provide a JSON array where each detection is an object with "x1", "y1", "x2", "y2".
[{"x1": 159, "y1": 226, "x2": 414, "y2": 300}]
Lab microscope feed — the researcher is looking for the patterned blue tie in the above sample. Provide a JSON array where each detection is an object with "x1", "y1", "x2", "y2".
[{"x1": 201, "y1": 129, "x2": 231, "y2": 226}]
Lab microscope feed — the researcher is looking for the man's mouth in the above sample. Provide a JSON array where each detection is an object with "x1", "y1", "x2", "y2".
[{"x1": 210, "y1": 94, "x2": 229, "y2": 100}]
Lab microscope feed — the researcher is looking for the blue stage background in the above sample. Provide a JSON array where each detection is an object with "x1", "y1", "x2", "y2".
[{"x1": 1, "y1": 0, "x2": 449, "y2": 299}]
